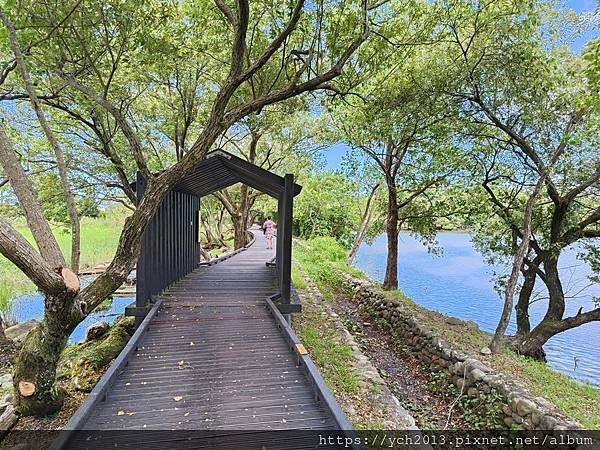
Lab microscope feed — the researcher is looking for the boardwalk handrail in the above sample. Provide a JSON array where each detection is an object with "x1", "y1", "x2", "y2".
[{"x1": 264, "y1": 296, "x2": 354, "y2": 431}]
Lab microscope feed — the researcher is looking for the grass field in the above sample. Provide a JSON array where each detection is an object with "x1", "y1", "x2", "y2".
[{"x1": 293, "y1": 236, "x2": 600, "y2": 430}]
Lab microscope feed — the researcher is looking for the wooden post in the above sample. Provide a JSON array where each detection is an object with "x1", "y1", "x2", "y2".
[{"x1": 280, "y1": 174, "x2": 294, "y2": 306}]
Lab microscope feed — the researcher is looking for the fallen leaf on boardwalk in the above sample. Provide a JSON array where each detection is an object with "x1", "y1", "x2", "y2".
[
  {"x1": 128, "y1": 412, "x2": 135, "y2": 416},
  {"x1": 190, "y1": 342, "x2": 195, "y2": 346},
  {"x1": 117, "y1": 411, "x2": 125, "y2": 416},
  {"x1": 184, "y1": 412, "x2": 190, "y2": 417},
  {"x1": 178, "y1": 360, "x2": 185, "y2": 369},
  {"x1": 173, "y1": 396, "x2": 183, "y2": 402}
]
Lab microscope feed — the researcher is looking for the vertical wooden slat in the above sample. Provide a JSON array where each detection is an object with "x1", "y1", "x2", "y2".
[
  {"x1": 196, "y1": 197, "x2": 200, "y2": 266},
  {"x1": 135, "y1": 172, "x2": 147, "y2": 312},
  {"x1": 166, "y1": 192, "x2": 177, "y2": 283}
]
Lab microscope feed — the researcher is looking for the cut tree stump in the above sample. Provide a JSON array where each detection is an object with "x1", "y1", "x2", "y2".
[
  {"x1": 17, "y1": 381, "x2": 35, "y2": 397},
  {"x1": 61, "y1": 267, "x2": 80, "y2": 294}
]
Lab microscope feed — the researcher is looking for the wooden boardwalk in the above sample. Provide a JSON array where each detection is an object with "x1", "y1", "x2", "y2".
[{"x1": 57, "y1": 228, "x2": 352, "y2": 450}]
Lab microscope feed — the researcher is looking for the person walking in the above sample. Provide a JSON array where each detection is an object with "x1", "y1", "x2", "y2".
[{"x1": 263, "y1": 216, "x2": 276, "y2": 250}]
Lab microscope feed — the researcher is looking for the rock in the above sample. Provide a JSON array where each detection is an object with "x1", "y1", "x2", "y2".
[
  {"x1": 469, "y1": 368, "x2": 485, "y2": 382},
  {"x1": 0, "y1": 404, "x2": 17, "y2": 433},
  {"x1": 541, "y1": 415, "x2": 558, "y2": 430},
  {"x1": 502, "y1": 404, "x2": 512, "y2": 416},
  {"x1": 503, "y1": 416, "x2": 514, "y2": 427},
  {"x1": 5, "y1": 320, "x2": 38, "y2": 344},
  {"x1": 445, "y1": 316, "x2": 464, "y2": 326},
  {"x1": 521, "y1": 419, "x2": 533, "y2": 430},
  {"x1": 0, "y1": 393, "x2": 12, "y2": 412},
  {"x1": 480, "y1": 346, "x2": 492, "y2": 356},
  {"x1": 85, "y1": 322, "x2": 110, "y2": 342},
  {"x1": 531, "y1": 410, "x2": 543, "y2": 426},
  {"x1": 516, "y1": 398, "x2": 536, "y2": 416},
  {"x1": 0, "y1": 374, "x2": 12, "y2": 390},
  {"x1": 511, "y1": 413, "x2": 524, "y2": 424}
]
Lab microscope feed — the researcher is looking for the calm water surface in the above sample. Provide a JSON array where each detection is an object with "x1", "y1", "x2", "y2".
[
  {"x1": 10, "y1": 284, "x2": 133, "y2": 343},
  {"x1": 356, "y1": 232, "x2": 600, "y2": 386}
]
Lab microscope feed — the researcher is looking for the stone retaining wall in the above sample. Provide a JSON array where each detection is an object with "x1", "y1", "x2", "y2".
[{"x1": 340, "y1": 274, "x2": 581, "y2": 431}]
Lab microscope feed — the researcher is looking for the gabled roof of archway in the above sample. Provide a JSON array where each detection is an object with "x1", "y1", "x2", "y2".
[{"x1": 172, "y1": 149, "x2": 302, "y2": 198}]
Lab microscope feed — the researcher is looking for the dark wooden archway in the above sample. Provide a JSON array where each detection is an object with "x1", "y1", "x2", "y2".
[{"x1": 132, "y1": 149, "x2": 302, "y2": 323}]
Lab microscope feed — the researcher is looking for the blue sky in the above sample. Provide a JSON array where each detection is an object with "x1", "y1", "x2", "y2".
[{"x1": 319, "y1": 0, "x2": 600, "y2": 171}]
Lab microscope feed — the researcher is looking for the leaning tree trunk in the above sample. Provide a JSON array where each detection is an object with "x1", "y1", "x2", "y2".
[
  {"x1": 489, "y1": 168, "x2": 546, "y2": 354},
  {"x1": 383, "y1": 179, "x2": 399, "y2": 290}
]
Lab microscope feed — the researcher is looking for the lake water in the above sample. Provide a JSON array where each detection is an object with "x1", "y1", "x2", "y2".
[
  {"x1": 355, "y1": 232, "x2": 600, "y2": 387},
  {"x1": 9, "y1": 291, "x2": 133, "y2": 343}
]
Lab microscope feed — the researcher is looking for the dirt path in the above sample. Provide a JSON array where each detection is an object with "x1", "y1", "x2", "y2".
[{"x1": 333, "y1": 295, "x2": 469, "y2": 430}]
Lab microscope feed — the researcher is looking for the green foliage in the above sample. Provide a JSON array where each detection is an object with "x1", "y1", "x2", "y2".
[
  {"x1": 428, "y1": 370, "x2": 504, "y2": 430},
  {"x1": 290, "y1": 265, "x2": 307, "y2": 290},
  {"x1": 294, "y1": 173, "x2": 360, "y2": 247},
  {"x1": 36, "y1": 174, "x2": 102, "y2": 225},
  {"x1": 37, "y1": 174, "x2": 70, "y2": 224}
]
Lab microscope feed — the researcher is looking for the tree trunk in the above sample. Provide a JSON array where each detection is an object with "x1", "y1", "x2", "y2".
[
  {"x1": 383, "y1": 179, "x2": 399, "y2": 290},
  {"x1": 233, "y1": 184, "x2": 250, "y2": 250},
  {"x1": 0, "y1": 125, "x2": 65, "y2": 269},
  {"x1": 515, "y1": 322, "x2": 551, "y2": 360},
  {"x1": 515, "y1": 266, "x2": 536, "y2": 337},
  {"x1": 516, "y1": 256, "x2": 569, "y2": 360},
  {"x1": 541, "y1": 255, "x2": 566, "y2": 322},
  {"x1": 233, "y1": 212, "x2": 248, "y2": 249}
]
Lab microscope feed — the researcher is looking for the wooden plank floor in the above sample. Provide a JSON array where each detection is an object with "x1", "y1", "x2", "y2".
[{"x1": 79, "y1": 229, "x2": 336, "y2": 432}]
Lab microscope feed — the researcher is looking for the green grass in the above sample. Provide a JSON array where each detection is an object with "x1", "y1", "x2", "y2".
[
  {"x1": 293, "y1": 236, "x2": 364, "y2": 300},
  {"x1": 293, "y1": 236, "x2": 600, "y2": 430},
  {"x1": 290, "y1": 265, "x2": 307, "y2": 290},
  {"x1": 295, "y1": 317, "x2": 360, "y2": 396}
]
